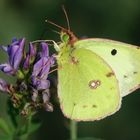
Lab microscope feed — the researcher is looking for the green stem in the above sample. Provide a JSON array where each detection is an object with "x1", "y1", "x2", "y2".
[{"x1": 70, "y1": 120, "x2": 77, "y2": 140}]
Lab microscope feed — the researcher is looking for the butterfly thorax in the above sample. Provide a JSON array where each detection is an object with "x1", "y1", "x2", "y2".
[
  {"x1": 57, "y1": 43, "x2": 74, "y2": 65},
  {"x1": 57, "y1": 30, "x2": 79, "y2": 68}
]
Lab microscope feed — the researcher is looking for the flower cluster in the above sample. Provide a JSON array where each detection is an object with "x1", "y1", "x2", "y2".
[{"x1": 0, "y1": 38, "x2": 55, "y2": 116}]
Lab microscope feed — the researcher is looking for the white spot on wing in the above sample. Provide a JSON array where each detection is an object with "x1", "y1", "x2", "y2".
[{"x1": 89, "y1": 80, "x2": 101, "y2": 89}]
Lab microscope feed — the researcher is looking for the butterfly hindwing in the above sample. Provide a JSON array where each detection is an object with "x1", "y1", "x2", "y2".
[{"x1": 75, "y1": 39, "x2": 140, "y2": 97}]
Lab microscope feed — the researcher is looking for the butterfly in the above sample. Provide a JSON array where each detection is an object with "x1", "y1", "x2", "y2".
[{"x1": 46, "y1": 18, "x2": 140, "y2": 121}]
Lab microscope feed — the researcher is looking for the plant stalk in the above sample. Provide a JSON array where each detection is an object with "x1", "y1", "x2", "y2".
[{"x1": 70, "y1": 120, "x2": 77, "y2": 140}]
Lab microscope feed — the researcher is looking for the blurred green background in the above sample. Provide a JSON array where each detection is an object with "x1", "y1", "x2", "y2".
[{"x1": 0, "y1": 0, "x2": 140, "y2": 140}]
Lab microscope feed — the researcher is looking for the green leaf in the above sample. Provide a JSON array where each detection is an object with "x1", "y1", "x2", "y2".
[
  {"x1": 18, "y1": 122, "x2": 41, "y2": 140},
  {"x1": 0, "y1": 118, "x2": 12, "y2": 135},
  {"x1": 0, "y1": 134, "x2": 13, "y2": 140},
  {"x1": 19, "y1": 122, "x2": 40, "y2": 140}
]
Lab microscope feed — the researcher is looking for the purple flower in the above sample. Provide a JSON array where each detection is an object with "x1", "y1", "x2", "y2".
[
  {"x1": 32, "y1": 56, "x2": 54, "y2": 90},
  {"x1": 23, "y1": 43, "x2": 36, "y2": 70},
  {"x1": 0, "y1": 38, "x2": 25, "y2": 75},
  {"x1": 31, "y1": 42, "x2": 54, "y2": 90},
  {"x1": 0, "y1": 78, "x2": 9, "y2": 92}
]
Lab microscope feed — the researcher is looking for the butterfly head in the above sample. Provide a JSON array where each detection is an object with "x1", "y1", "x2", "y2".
[
  {"x1": 60, "y1": 30, "x2": 78, "y2": 45},
  {"x1": 46, "y1": 20, "x2": 78, "y2": 45}
]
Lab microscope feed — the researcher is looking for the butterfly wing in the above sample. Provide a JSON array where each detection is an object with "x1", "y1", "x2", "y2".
[
  {"x1": 75, "y1": 39, "x2": 140, "y2": 97},
  {"x1": 57, "y1": 47, "x2": 120, "y2": 121}
]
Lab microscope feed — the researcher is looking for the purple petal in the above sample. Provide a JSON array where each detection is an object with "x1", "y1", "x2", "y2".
[
  {"x1": 36, "y1": 79, "x2": 50, "y2": 90},
  {"x1": 31, "y1": 76, "x2": 37, "y2": 86},
  {"x1": 40, "y1": 42, "x2": 49, "y2": 57},
  {"x1": 0, "y1": 78, "x2": 9, "y2": 92},
  {"x1": 31, "y1": 75, "x2": 50, "y2": 90},
  {"x1": 8, "y1": 38, "x2": 25, "y2": 70},
  {"x1": 8, "y1": 45, "x2": 19, "y2": 65},
  {"x1": 32, "y1": 57, "x2": 49, "y2": 77},
  {"x1": 29, "y1": 43, "x2": 36, "y2": 57},
  {"x1": 40, "y1": 56, "x2": 55, "y2": 79},
  {"x1": 0, "y1": 63, "x2": 14, "y2": 75},
  {"x1": 23, "y1": 54, "x2": 30, "y2": 70},
  {"x1": 40, "y1": 58, "x2": 52, "y2": 79},
  {"x1": 23, "y1": 43, "x2": 36, "y2": 70},
  {"x1": 12, "y1": 38, "x2": 25, "y2": 69}
]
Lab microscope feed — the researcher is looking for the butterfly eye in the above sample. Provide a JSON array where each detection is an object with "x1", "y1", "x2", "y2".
[
  {"x1": 61, "y1": 32, "x2": 70, "y2": 43},
  {"x1": 111, "y1": 49, "x2": 117, "y2": 55}
]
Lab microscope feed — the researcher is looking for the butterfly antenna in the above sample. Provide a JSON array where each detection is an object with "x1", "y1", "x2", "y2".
[
  {"x1": 62, "y1": 5, "x2": 70, "y2": 31},
  {"x1": 45, "y1": 19, "x2": 67, "y2": 32}
]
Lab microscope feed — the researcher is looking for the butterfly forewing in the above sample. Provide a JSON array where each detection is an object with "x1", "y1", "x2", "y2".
[{"x1": 58, "y1": 47, "x2": 121, "y2": 121}]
